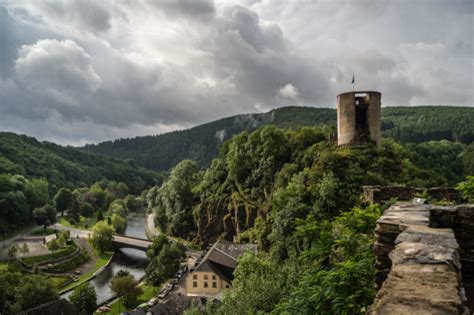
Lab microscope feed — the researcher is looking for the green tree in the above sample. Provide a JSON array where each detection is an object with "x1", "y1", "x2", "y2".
[
  {"x1": 69, "y1": 197, "x2": 81, "y2": 223},
  {"x1": 70, "y1": 283, "x2": 97, "y2": 315},
  {"x1": 8, "y1": 244, "x2": 18, "y2": 261},
  {"x1": 96, "y1": 210, "x2": 104, "y2": 222},
  {"x1": 91, "y1": 221, "x2": 114, "y2": 253},
  {"x1": 80, "y1": 202, "x2": 95, "y2": 217},
  {"x1": 146, "y1": 243, "x2": 184, "y2": 285},
  {"x1": 24, "y1": 179, "x2": 49, "y2": 210},
  {"x1": 48, "y1": 239, "x2": 60, "y2": 253},
  {"x1": 218, "y1": 253, "x2": 296, "y2": 314},
  {"x1": 53, "y1": 188, "x2": 72, "y2": 216},
  {"x1": 146, "y1": 234, "x2": 169, "y2": 261},
  {"x1": 20, "y1": 242, "x2": 29, "y2": 258},
  {"x1": 456, "y1": 176, "x2": 474, "y2": 202},
  {"x1": 111, "y1": 213, "x2": 126, "y2": 233},
  {"x1": 33, "y1": 204, "x2": 57, "y2": 232},
  {"x1": 14, "y1": 274, "x2": 59, "y2": 312},
  {"x1": 154, "y1": 160, "x2": 200, "y2": 237},
  {"x1": 110, "y1": 272, "x2": 142, "y2": 309}
]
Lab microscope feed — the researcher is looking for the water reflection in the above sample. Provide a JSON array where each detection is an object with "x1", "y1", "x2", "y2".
[
  {"x1": 92, "y1": 249, "x2": 147, "y2": 304},
  {"x1": 62, "y1": 213, "x2": 148, "y2": 304}
]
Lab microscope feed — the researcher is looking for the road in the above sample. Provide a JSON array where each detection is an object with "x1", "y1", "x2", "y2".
[{"x1": 52, "y1": 223, "x2": 90, "y2": 238}]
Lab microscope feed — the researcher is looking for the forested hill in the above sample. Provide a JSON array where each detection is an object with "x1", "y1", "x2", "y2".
[
  {"x1": 83, "y1": 106, "x2": 474, "y2": 172},
  {"x1": 0, "y1": 132, "x2": 163, "y2": 194}
]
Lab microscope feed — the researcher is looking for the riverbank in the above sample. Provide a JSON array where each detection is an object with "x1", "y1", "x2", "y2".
[{"x1": 60, "y1": 249, "x2": 114, "y2": 294}]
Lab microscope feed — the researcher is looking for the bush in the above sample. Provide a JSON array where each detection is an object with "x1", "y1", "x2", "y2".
[{"x1": 43, "y1": 251, "x2": 90, "y2": 273}]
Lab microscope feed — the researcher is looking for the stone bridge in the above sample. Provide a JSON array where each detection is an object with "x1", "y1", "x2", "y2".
[
  {"x1": 371, "y1": 202, "x2": 474, "y2": 314},
  {"x1": 111, "y1": 234, "x2": 153, "y2": 251}
]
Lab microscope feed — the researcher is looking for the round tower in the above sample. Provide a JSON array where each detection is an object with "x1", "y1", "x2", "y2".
[{"x1": 337, "y1": 91, "x2": 381, "y2": 147}]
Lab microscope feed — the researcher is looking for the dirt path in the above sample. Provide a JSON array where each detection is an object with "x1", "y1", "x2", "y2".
[{"x1": 69, "y1": 238, "x2": 98, "y2": 276}]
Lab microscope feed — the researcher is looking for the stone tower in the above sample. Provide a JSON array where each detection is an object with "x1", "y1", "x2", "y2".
[{"x1": 337, "y1": 91, "x2": 381, "y2": 147}]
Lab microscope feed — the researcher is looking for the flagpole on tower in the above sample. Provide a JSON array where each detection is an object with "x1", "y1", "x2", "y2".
[{"x1": 352, "y1": 73, "x2": 355, "y2": 92}]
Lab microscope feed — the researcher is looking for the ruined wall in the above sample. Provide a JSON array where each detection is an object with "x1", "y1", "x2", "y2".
[
  {"x1": 363, "y1": 185, "x2": 459, "y2": 204},
  {"x1": 372, "y1": 202, "x2": 474, "y2": 314}
]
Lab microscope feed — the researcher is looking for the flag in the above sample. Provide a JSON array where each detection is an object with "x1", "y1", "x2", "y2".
[{"x1": 351, "y1": 73, "x2": 355, "y2": 84}]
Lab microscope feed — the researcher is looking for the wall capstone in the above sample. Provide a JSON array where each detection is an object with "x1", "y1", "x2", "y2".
[{"x1": 371, "y1": 202, "x2": 470, "y2": 315}]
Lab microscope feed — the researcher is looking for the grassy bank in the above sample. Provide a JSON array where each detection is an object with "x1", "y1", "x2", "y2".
[
  {"x1": 60, "y1": 250, "x2": 113, "y2": 293},
  {"x1": 96, "y1": 284, "x2": 156, "y2": 315}
]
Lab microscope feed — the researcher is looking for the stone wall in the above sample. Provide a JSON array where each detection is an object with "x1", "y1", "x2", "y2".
[
  {"x1": 372, "y1": 202, "x2": 472, "y2": 314},
  {"x1": 363, "y1": 186, "x2": 460, "y2": 204},
  {"x1": 336, "y1": 91, "x2": 381, "y2": 147}
]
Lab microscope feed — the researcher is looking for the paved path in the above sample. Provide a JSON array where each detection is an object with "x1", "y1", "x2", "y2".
[
  {"x1": 147, "y1": 213, "x2": 157, "y2": 237},
  {"x1": 52, "y1": 223, "x2": 90, "y2": 238}
]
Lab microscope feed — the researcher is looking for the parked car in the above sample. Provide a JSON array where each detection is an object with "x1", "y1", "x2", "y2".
[
  {"x1": 158, "y1": 289, "x2": 169, "y2": 299},
  {"x1": 96, "y1": 306, "x2": 111, "y2": 313},
  {"x1": 137, "y1": 303, "x2": 149, "y2": 310},
  {"x1": 147, "y1": 297, "x2": 158, "y2": 307},
  {"x1": 171, "y1": 278, "x2": 178, "y2": 285}
]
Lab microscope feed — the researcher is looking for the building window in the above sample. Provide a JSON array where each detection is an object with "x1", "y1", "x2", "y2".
[
  {"x1": 225, "y1": 285, "x2": 230, "y2": 288},
  {"x1": 212, "y1": 275, "x2": 216, "y2": 280},
  {"x1": 193, "y1": 274, "x2": 197, "y2": 280},
  {"x1": 204, "y1": 282, "x2": 208, "y2": 288},
  {"x1": 193, "y1": 281, "x2": 197, "y2": 288},
  {"x1": 212, "y1": 282, "x2": 217, "y2": 288},
  {"x1": 204, "y1": 275, "x2": 208, "y2": 280}
]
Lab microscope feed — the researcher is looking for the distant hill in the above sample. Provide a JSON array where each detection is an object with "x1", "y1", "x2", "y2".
[
  {"x1": 0, "y1": 132, "x2": 163, "y2": 193},
  {"x1": 83, "y1": 106, "x2": 474, "y2": 172}
]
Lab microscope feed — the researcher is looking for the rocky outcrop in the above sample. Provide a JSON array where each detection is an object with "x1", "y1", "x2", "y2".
[{"x1": 372, "y1": 202, "x2": 471, "y2": 315}]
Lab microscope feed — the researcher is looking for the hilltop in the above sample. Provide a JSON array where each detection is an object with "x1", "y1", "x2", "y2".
[
  {"x1": 0, "y1": 132, "x2": 163, "y2": 194},
  {"x1": 83, "y1": 106, "x2": 474, "y2": 171}
]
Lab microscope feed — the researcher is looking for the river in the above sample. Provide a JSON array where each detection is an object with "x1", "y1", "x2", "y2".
[{"x1": 63, "y1": 213, "x2": 148, "y2": 305}]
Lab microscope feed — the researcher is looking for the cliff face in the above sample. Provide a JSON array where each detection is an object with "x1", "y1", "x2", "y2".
[{"x1": 372, "y1": 202, "x2": 474, "y2": 314}]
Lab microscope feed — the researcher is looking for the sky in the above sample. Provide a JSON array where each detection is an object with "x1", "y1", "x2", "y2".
[{"x1": 0, "y1": 0, "x2": 473, "y2": 145}]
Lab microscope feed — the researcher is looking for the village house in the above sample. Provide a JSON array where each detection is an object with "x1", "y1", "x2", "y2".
[{"x1": 185, "y1": 240, "x2": 257, "y2": 297}]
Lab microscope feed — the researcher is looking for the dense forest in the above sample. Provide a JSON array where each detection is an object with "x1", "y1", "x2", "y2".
[
  {"x1": 84, "y1": 106, "x2": 474, "y2": 172},
  {"x1": 143, "y1": 125, "x2": 473, "y2": 314},
  {"x1": 0, "y1": 132, "x2": 161, "y2": 236},
  {"x1": 0, "y1": 132, "x2": 163, "y2": 194}
]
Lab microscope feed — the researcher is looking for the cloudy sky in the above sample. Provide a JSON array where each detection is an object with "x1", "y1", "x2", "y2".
[{"x1": 0, "y1": 0, "x2": 472, "y2": 145}]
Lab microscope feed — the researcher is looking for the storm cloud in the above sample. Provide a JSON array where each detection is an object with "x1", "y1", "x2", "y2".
[{"x1": 0, "y1": 0, "x2": 472, "y2": 145}]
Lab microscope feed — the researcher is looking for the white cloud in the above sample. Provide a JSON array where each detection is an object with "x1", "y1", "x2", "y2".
[
  {"x1": 278, "y1": 83, "x2": 299, "y2": 100},
  {"x1": 16, "y1": 39, "x2": 101, "y2": 97}
]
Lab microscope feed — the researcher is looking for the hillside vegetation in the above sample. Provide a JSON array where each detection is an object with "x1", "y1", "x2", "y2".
[
  {"x1": 0, "y1": 132, "x2": 163, "y2": 194},
  {"x1": 83, "y1": 106, "x2": 474, "y2": 172},
  {"x1": 145, "y1": 125, "x2": 473, "y2": 314}
]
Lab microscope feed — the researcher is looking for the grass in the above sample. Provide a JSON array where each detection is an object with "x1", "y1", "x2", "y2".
[
  {"x1": 97, "y1": 284, "x2": 157, "y2": 315},
  {"x1": 58, "y1": 215, "x2": 98, "y2": 230},
  {"x1": 30, "y1": 227, "x2": 58, "y2": 236},
  {"x1": 47, "y1": 275, "x2": 71, "y2": 288},
  {"x1": 60, "y1": 250, "x2": 113, "y2": 292}
]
